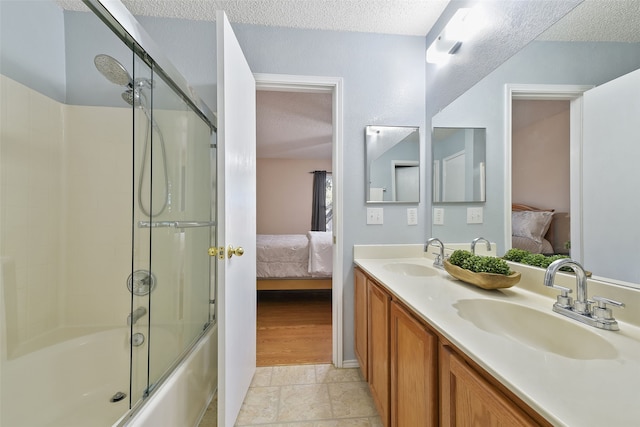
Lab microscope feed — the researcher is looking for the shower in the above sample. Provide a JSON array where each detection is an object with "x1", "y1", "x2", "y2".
[{"x1": 94, "y1": 54, "x2": 169, "y2": 217}]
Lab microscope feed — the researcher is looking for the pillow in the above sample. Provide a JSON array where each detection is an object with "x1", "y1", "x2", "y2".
[{"x1": 512, "y1": 211, "x2": 554, "y2": 243}]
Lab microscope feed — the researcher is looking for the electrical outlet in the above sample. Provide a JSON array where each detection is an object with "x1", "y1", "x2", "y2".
[
  {"x1": 467, "y1": 207, "x2": 483, "y2": 224},
  {"x1": 367, "y1": 207, "x2": 384, "y2": 225},
  {"x1": 407, "y1": 208, "x2": 418, "y2": 225},
  {"x1": 433, "y1": 208, "x2": 444, "y2": 225}
]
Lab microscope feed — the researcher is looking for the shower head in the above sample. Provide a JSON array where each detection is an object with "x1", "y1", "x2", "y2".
[
  {"x1": 122, "y1": 89, "x2": 137, "y2": 106},
  {"x1": 122, "y1": 88, "x2": 147, "y2": 108},
  {"x1": 94, "y1": 54, "x2": 132, "y2": 87}
]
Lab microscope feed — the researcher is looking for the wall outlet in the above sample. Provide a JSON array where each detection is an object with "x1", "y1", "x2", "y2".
[
  {"x1": 433, "y1": 208, "x2": 444, "y2": 225},
  {"x1": 467, "y1": 207, "x2": 483, "y2": 224},
  {"x1": 407, "y1": 208, "x2": 418, "y2": 225},
  {"x1": 367, "y1": 207, "x2": 384, "y2": 225}
]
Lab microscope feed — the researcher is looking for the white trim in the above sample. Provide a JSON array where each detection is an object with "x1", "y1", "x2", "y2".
[
  {"x1": 254, "y1": 73, "x2": 345, "y2": 367},
  {"x1": 504, "y1": 84, "x2": 593, "y2": 259},
  {"x1": 341, "y1": 359, "x2": 360, "y2": 369}
]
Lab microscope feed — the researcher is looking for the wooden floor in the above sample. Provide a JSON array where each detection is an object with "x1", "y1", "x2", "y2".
[{"x1": 256, "y1": 290, "x2": 332, "y2": 366}]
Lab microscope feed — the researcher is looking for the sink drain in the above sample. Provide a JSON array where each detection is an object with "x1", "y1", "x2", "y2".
[{"x1": 110, "y1": 391, "x2": 127, "y2": 403}]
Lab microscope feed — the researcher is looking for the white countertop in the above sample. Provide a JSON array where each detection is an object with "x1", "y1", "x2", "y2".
[{"x1": 354, "y1": 245, "x2": 640, "y2": 427}]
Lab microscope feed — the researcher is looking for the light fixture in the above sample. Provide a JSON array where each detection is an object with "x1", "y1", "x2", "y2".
[{"x1": 426, "y1": 7, "x2": 485, "y2": 65}]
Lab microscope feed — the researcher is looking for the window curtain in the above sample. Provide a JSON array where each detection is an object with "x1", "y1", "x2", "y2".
[{"x1": 311, "y1": 170, "x2": 327, "y2": 231}]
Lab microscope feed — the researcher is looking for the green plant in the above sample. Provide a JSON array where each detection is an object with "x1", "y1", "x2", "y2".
[
  {"x1": 461, "y1": 255, "x2": 512, "y2": 275},
  {"x1": 503, "y1": 249, "x2": 570, "y2": 270},
  {"x1": 448, "y1": 249, "x2": 473, "y2": 267},
  {"x1": 502, "y1": 248, "x2": 530, "y2": 263}
]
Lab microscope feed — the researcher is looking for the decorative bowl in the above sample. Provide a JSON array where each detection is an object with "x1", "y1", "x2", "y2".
[{"x1": 443, "y1": 260, "x2": 521, "y2": 290}]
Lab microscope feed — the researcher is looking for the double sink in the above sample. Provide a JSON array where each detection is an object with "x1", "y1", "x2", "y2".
[{"x1": 381, "y1": 258, "x2": 619, "y2": 360}]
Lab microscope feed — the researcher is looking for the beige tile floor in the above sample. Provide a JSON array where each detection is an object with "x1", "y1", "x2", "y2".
[{"x1": 199, "y1": 364, "x2": 382, "y2": 427}]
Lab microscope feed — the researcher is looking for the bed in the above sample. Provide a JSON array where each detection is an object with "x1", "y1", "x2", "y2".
[
  {"x1": 256, "y1": 232, "x2": 333, "y2": 290},
  {"x1": 512, "y1": 203, "x2": 570, "y2": 255}
]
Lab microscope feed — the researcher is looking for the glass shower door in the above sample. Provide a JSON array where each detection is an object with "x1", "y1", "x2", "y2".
[{"x1": 131, "y1": 59, "x2": 215, "y2": 404}]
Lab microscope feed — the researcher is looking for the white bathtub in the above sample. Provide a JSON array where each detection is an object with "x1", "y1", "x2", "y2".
[
  {"x1": 1, "y1": 324, "x2": 217, "y2": 427},
  {"x1": 2, "y1": 328, "x2": 134, "y2": 427}
]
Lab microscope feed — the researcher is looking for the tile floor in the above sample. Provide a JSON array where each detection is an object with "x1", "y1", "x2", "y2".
[{"x1": 199, "y1": 364, "x2": 382, "y2": 426}]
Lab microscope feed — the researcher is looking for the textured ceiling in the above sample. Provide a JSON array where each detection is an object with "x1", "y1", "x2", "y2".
[
  {"x1": 538, "y1": 0, "x2": 640, "y2": 42},
  {"x1": 58, "y1": 0, "x2": 450, "y2": 36}
]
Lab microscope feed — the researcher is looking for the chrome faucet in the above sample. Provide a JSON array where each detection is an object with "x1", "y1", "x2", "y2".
[
  {"x1": 471, "y1": 237, "x2": 492, "y2": 255},
  {"x1": 544, "y1": 258, "x2": 624, "y2": 331},
  {"x1": 127, "y1": 306, "x2": 147, "y2": 326},
  {"x1": 425, "y1": 237, "x2": 445, "y2": 269}
]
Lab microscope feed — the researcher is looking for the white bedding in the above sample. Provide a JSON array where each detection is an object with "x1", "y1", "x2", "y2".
[
  {"x1": 256, "y1": 233, "x2": 333, "y2": 278},
  {"x1": 307, "y1": 231, "x2": 333, "y2": 277}
]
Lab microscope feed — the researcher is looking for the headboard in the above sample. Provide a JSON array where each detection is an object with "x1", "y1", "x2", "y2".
[{"x1": 512, "y1": 203, "x2": 570, "y2": 254}]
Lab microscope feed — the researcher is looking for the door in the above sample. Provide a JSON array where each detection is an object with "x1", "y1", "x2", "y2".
[
  {"x1": 582, "y1": 68, "x2": 640, "y2": 284},
  {"x1": 393, "y1": 163, "x2": 419, "y2": 202},
  {"x1": 442, "y1": 150, "x2": 465, "y2": 201},
  {"x1": 217, "y1": 11, "x2": 257, "y2": 426}
]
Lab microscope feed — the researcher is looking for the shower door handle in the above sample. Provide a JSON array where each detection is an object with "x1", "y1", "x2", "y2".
[{"x1": 227, "y1": 245, "x2": 244, "y2": 258}]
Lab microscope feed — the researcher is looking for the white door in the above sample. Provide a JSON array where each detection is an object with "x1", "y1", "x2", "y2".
[
  {"x1": 443, "y1": 150, "x2": 465, "y2": 202},
  {"x1": 216, "y1": 11, "x2": 257, "y2": 426},
  {"x1": 582, "y1": 68, "x2": 640, "y2": 284},
  {"x1": 394, "y1": 164, "x2": 419, "y2": 201}
]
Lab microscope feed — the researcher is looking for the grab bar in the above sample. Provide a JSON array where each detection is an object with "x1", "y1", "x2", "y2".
[{"x1": 137, "y1": 221, "x2": 216, "y2": 229}]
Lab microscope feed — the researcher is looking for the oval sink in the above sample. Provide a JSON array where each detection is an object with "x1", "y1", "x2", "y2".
[
  {"x1": 383, "y1": 262, "x2": 437, "y2": 277},
  {"x1": 452, "y1": 299, "x2": 618, "y2": 360}
]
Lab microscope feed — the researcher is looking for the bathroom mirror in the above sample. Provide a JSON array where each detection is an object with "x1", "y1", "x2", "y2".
[
  {"x1": 432, "y1": 127, "x2": 486, "y2": 203},
  {"x1": 429, "y1": 2, "x2": 640, "y2": 288},
  {"x1": 365, "y1": 125, "x2": 420, "y2": 203}
]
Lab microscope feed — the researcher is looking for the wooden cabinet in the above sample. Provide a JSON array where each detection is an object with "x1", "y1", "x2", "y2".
[
  {"x1": 390, "y1": 301, "x2": 438, "y2": 427},
  {"x1": 439, "y1": 344, "x2": 541, "y2": 427},
  {"x1": 353, "y1": 267, "x2": 548, "y2": 427},
  {"x1": 354, "y1": 268, "x2": 368, "y2": 380},
  {"x1": 368, "y1": 280, "x2": 391, "y2": 426}
]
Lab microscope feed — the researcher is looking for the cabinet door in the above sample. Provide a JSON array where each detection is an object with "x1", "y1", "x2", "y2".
[
  {"x1": 390, "y1": 302, "x2": 438, "y2": 427},
  {"x1": 439, "y1": 345, "x2": 538, "y2": 427},
  {"x1": 354, "y1": 268, "x2": 368, "y2": 380},
  {"x1": 368, "y1": 280, "x2": 391, "y2": 426}
]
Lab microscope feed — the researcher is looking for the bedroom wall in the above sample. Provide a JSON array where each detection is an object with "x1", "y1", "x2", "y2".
[
  {"x1": 256, "y1": 158, "x2": 332, "y2": 235},
  {"x1": 512, "y1": 100, "x2": 570, "y2": 212}
]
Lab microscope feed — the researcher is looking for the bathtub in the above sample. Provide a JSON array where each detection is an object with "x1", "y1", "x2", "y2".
[
  {"x1": 2, "y1": 328, "x2": 137, "y2": 427},
  {"x1": 1, "y1": 324, "x2": 217, "y2": 427}
]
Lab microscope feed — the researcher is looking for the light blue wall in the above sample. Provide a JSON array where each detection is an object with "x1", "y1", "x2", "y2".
[
  {"x1": 430, "y1": 41, "x2": 640, "y2": 254},
  {"x1": 0, "y1": 0, "x2": 66, "y2": 102},
  {"x1": 64, "y1": 10, "x2": 134, "y2": 107},
  {"x1": 135, "y1": 16, "x2": 217, "y2": 110}
]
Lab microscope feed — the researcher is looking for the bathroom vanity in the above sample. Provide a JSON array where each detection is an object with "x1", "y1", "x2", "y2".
[{"x1": 354, "y1": 244, "x2": 640, "y2": 427}]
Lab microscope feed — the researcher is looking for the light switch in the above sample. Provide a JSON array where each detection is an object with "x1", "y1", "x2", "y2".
[
  {"x1": 467, "y1": 207, "x2": 483, "y2": 224},
  {"x1": 407, "y1": 208, "x2": 418, "y2": 225},
  {"x1": 433, "y1": 208, "x2": 444, "y2": 225},
  {"x1": 367, "y1": 207, "x2": 384, "y2": 225}
]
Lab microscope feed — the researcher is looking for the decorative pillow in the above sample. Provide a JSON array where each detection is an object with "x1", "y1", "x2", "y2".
[{"x1": 512, "y1": 211, "x2": 554, "y2": 243}]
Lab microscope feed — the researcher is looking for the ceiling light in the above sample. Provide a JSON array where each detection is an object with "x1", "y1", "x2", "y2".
[{"x1": 426, "y1": 7, "x2": 485, "y2": 65}]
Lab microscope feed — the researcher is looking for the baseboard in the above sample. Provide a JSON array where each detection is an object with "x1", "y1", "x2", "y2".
[{"x1": 341, "y1": 359, "x2": 359, "y2": 369}]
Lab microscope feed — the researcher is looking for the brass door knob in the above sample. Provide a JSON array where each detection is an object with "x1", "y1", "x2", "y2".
[{"x1": 228, "y1": 245, "x2": 244, "y2": 258}]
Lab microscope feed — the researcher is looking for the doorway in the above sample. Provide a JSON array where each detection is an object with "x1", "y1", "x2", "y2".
[
  {"x1": 254, "y1": 73, "x2": 344, "y2": 367},
  {"x1": 505, "y1": 84, "x2": 592, "y2": 259}
]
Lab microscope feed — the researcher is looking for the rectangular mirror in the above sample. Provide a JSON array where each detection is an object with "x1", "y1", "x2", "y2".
[
  {"x1": 365, "y1": 125, "x2": 420, "y2": 203},
  {"x1": 432, "y1": 127, "x2": 486, "y2": 203}
]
